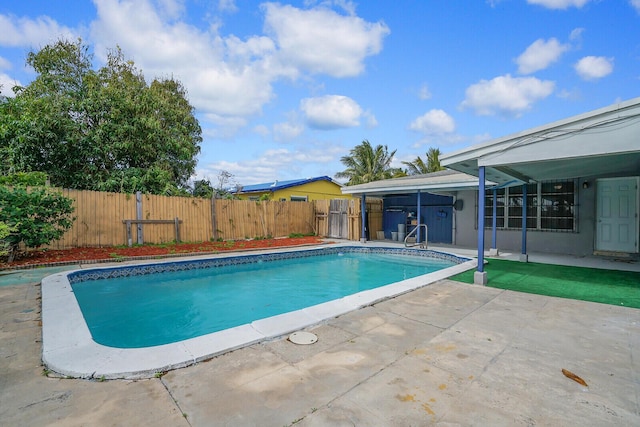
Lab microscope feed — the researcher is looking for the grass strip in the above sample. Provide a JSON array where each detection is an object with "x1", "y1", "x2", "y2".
[{"x1": 450, "y1": 258, "x2": 640, "y2": 308}]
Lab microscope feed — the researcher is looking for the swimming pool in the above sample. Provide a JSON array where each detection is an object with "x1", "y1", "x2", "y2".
[
  {"x1": 42, "y1": 244, "x2": 475, "y2": 379},
  {"x1": 72, "y1": 249, "x2": 457, "y2": 348}
]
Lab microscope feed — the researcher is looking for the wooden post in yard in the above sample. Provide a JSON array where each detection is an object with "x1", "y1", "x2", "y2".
[
  {"x1": 211, "y1": 195, "x2": 218, "y2": 241},
  {"x1": 136, "y1": 191, "x2": 143, "y2": 245}
]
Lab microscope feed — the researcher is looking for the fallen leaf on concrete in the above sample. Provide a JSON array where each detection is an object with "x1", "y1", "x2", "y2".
[{"x1": 562, "y1": 368, "x2": 588, "y2": 387}]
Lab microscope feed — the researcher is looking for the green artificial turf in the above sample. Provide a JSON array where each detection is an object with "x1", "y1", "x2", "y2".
[{"x1": 450, "y1": 258, "x2": 640, "y2": 308}]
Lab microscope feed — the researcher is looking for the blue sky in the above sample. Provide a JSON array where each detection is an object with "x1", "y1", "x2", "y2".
[{"x1": 1, "y1": 0, "x2": 638, "y2": 187}]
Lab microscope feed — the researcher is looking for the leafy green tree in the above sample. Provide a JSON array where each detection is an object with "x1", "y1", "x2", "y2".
[
  {"x1": 402, "y1": 147, "x2": 445, "y2": 175},
  {"x1": 192, "y1": 179, "x2": 214, "y2": 198},
  {"x1": 0, "y1": 171, "x2": 48, "y2": 186},
  {"x1": 0, "y1": 186, "x2": 75, "y2": 262},
  {"x1": 0, "y1": 39, "x2": 202, "y2": 195},
  {"x1": 335, "y1": 140, "x2": 400, "y2": 185}
]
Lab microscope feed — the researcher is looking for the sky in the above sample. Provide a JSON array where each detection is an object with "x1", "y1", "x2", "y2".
[{"x1": 0, "y1": 0, "x2": 639, "y2": 188}]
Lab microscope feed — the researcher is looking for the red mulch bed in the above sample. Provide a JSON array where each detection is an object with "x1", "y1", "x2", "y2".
[{"x1": 1, "y1": 236, "x2": 327, "y2": 269}]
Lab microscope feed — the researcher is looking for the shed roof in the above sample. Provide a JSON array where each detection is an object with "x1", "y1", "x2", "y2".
[
  {"x1": 237, "y1": 176, "x2": 342, "y2": 194},
  {"x1": 441, "y1": 96, "x2": 640, "y2": 186}
]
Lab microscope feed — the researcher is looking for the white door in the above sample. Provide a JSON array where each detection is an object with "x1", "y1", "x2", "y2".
[{"x1": 596, "y1": 177, "x2": 639, "y2": 253}]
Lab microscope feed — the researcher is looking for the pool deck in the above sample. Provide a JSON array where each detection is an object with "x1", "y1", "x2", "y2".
[{"x1": 1, "y1": 242, "x2": 639, "y2": 426}]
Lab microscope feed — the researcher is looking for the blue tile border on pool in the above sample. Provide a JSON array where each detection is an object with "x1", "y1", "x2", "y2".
[{"x1": 68, "y1": 246, "x2": 468, "y2": 284}]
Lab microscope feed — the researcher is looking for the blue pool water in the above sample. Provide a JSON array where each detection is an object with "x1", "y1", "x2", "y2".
[{"x1": 71, "y1": 248, "x2": 458, "y2": 348}]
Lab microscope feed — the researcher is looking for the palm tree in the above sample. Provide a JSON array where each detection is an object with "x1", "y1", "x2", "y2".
[
  {"x1": 402, "y1": 147, "x2": 444, "y2": 175},
  {"x1": 335, "y1": 140, "x2": 399, "y2": 185}
]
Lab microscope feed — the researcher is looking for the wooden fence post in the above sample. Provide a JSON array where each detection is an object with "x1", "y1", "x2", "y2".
[
  {"x1": 174, "y1": 217, "x2": 181, "y2": 243},
  {"x1": 136, "y1": 191, "x2": 143, "y2": 245},
  {"x1": 211, "y1": 196, "x2": 218, "y2": 241}
]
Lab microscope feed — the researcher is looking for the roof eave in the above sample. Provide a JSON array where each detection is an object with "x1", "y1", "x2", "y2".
[{"x1": 441, "y1": 96, "x2": 640, "y2": 169}]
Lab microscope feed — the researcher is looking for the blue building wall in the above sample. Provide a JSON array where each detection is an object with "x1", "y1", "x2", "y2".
[{"x1": 383, "y1": 193, "x2": 453, "y2": 243}]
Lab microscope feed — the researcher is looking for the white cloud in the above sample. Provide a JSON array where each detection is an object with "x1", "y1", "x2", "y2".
[
  {"x1": 88, "y1": 0, "x2": 387, "y2": 132},
  {"x1": 461, "y1": 74, "x2": 555, "y2": 116},
  {"x1": 156, "y1": 0, "x2": 186, "y2": 20},
  {"x1": 569, "y1": 27, "x2": 584, "y2": 41},
  {"x1": 0, "y1": 56, "x2": 12, "y2": 70},
  {"x1": 252, "y1": 124, "x2": 270, "y2": 137},
  {"x1": 418, "y1": 83, "x2": 431, "y2": 100},
  {"x1": 632, "y1": 0, "x2": 640, "y2": 13},
  {"x1": 0, "y1": 14, "x2": 78, "y2": 47},
  {"x1": 527, "y1": 0, "x2": 591, "y2": 9},
  {"x1": 199, "y1": 143, "x2": 343, "y2": 184},
  {"x1": 0, "y1": 72, "x2": 22, "y2": 97},
  {"x1": 91, "y1": 0, "x2": 284, "y2": 119},
  {"x1": 409, "y1": 109, "x2": 455, "y2": 135},
  {"x1": 262, "y1": 3, "x2": 390, "y2": 78},
  {"x1": 202, "y1": 113, "x2": 249, "y2": 139},
  {"x1": 218, "y1": 0, "x2": 238, "y2": 13},
  {"x1": 557, "y1": 88, "x2": 582, "y2": 100},
  {"x1": 300, "y1": 95, "x2": 362, "y2": 129},
  {"x1": 574, "y1": 56, "x2": 614, "y2": 80},
  {"x1": 363, "y1": 111, "x2": 378, "y2": 128},
  {"x1": 516, "y1": 38, "x2": 569, "y2": 74},
  {"x1": 273, "y1": 121, "x2": 305, "y2": 141}
]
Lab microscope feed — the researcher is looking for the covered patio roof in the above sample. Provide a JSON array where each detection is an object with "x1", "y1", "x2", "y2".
[
  {"x1": 441, "y1": 96, "x2": 640, "y2": 185},
  {"x1": 340, "y1": 169, "x2": 485, "y2": 197}
]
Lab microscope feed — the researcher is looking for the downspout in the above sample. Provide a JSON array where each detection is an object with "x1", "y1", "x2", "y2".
[
  {"x1": 520, "y1": 184, "x2": 528, "y2": 262},
  {"x1": 416, "y1": 190, "x2": 422, "y2": 243},
  {"x1": 475, "y1": 167, "x2": 488, "y2": 285},
  {"x1": 360, "y1": 194, "x2": 367, "y2": 243},
  {"x1": 451, "y1": 194, "x2": 457, "y2": 246}
]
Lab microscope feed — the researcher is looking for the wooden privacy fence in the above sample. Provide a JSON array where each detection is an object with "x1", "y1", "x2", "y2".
[
  {"x1": 48, "y1": 189, "x2": 214, "y2": 249},
  {"x1": 212, "y1": 199, "x2": 315, "y2": 241},
  {"x1": 43, "y1": 189, "x2": 385, "y2": 250}
]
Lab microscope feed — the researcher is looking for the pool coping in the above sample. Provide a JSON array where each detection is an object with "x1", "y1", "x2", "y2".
[{"x1": 41, "y1": 243, "x2": 476, "y2": 379}]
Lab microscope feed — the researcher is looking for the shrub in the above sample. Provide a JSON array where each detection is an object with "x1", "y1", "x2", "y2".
[
  {"x1": 0, "y1": 186, "x2": 75, "y2": 262},
  {"x1": 0, "y1": 221, "x2": 13, "y2": 257}
]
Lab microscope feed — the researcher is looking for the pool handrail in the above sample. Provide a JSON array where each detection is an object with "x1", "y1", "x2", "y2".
[{"x1": 404, "y1": 224, "x2": 428, "y2": 249}]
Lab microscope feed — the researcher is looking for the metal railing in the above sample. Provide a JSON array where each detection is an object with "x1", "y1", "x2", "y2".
[{"x1": 404, "y1": 224, "x2": 428, "y2": 249}]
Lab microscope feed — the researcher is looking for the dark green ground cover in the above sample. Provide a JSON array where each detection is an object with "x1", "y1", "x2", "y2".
[{"x1": 450, "y1": 258, "x2": 640, "y2": 308}]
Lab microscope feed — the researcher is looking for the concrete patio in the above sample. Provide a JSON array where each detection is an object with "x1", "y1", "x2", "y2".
[{"x1": 1, "y1": 248, "x2": 639, "y2": 426}]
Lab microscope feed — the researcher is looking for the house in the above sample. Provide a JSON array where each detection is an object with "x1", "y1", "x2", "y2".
[
  {"x1": 342, "y1": 96, "x2": 640, "y2": 282},
  {"x1": 235, "y1": 176, "x2": 351, "y2": 202}
]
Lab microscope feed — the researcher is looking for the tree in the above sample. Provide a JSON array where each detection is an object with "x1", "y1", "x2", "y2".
[
  {"x1": 0, "y1": 39, "x2": 202, "y2": 195},
  {"x1": 192, "y1": 179, "x2": 214, "y2": 198},
  {"x1": 335, "y1": 140, "x2": 400, "y2": 185},
  {"x1": 213, "y1": 170, "x2": 239, "y2": 199},
  {"x1": 0, "y1": 186, "x2": 75, "y2": 262},
  {"x1": 402, "y1": 147, "x2": 445, "y2": 175}
]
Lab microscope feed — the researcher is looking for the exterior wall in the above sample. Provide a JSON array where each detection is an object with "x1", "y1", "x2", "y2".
[
  {"x1": 237, "y1": 190, "x2": 269, "y2": 200},
  {"x1": 238, "y1": 181, "x2": 351, "y2": 201},
  {"x1": 274, "y1": 180, "x2": 350, "y2": 201},
  {"x1": 452, "y1": 178, "x2": 598, "y2": 256},
  {"x1": 382, "y1": 193, "x2": 453, "y2": 243}
]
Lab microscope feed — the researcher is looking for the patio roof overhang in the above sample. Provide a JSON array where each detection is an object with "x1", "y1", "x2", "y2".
[
  {"x1": 340, "y1": 170, "x2": 487, "y2": 197},
  {"x1": 438, "y1": 96, "x2": 640, "y2": 284},
  {"x1": 441, "y1": 96, "x2": 640, "y2": 185}
]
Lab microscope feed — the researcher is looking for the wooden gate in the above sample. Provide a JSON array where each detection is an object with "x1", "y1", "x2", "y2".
[{"x1": 328, "y1": 199, "x2": 349, "y2": 238}]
